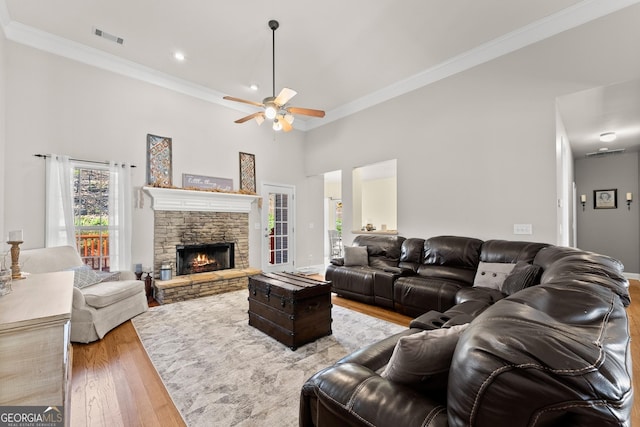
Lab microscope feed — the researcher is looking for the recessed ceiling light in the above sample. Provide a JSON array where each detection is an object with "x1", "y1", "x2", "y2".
[
  {"x1": 250, "y1": 83, "x2": 259, "y2": 91},
  {"x1": 173, "y1": 52, "x2": 185, "y2": 61},
  {"x1": 599, "y1": 132, "x2": 616, "y2": 143}
]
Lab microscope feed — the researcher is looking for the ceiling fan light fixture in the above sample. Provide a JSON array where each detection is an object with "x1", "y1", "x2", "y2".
[
  {"x1": 599, "y1": 132, "x2": 616, "y2": 142},
  {"x1": 272, "y1": 119, "x2": 282, "y2": 131},
  {"x1": 264, "y1": 102, "x2": 278, "y2": 120}
]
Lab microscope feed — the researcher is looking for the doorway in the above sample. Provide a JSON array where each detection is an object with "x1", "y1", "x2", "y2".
[
  {"x1": 261, "y1": 183, "x2": 295, "y2": 272},
  {"x1": 324, "y1": 170, "x2": 342, "y2": 263}
]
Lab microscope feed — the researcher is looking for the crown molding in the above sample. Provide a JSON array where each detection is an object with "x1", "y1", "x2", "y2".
[{"x1": 0, "y1": 0, "x2": 638, "y2": 132}]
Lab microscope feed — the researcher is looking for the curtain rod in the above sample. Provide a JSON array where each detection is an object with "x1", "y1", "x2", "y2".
[{"x1": 34, "y1": 154, "x2": 137, "y2": 168}]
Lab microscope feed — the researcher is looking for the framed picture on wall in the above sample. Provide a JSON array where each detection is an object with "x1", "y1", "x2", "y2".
[
  {"x1": 146, "y1": 134, "x2": 172, "y2": 186},
  {"x1": 594, "y1": 189, "x2": 617, "y2": 209},
  {"x1": 239, "y1": 152, "x2": 256, "y2": 193}
]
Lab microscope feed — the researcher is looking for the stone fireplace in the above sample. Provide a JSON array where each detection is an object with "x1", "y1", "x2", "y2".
[{"x1": 144, "y1": 187, "x2": 261, "y2": 304}]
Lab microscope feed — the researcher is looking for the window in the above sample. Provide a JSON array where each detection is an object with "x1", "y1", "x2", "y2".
[
  {"x1": 45, "y1": 154, "x2": 132, "y2": 272},
  {"x1": 73, "y1": 165, "x2": 110, "y2": 271}
]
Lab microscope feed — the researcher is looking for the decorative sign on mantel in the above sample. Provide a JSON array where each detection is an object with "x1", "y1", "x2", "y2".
[{"x1": 182, "y1": 174, "x2": 233, "y2": 191}]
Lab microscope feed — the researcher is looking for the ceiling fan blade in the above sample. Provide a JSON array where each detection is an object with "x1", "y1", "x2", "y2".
[
  {"x1": 274, "y1": 87, "x2": 297, "y2": 106},
  {"x1": 223, "y1": 96, "x2": 264, "y2": 108},
  {"x1": 287, "y1": 107, "x2": 326, "y2": 118},
  {"x1": 235, "y1": 112, "x2": 265, "y2": 124},
  {"x1": 281, "y1": 118, "x2": 293, "y2": 132},
  {"x1": 255, "y1": 114, "x2": 265, "y2": 126}
]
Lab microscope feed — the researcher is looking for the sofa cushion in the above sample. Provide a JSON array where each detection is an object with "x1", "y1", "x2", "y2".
[
  {"x1": 423, "y1": 236, "x2": 483, "y2": 269},
  {"x1": 501, "y1": 261, "x2": 542, "y2": 295},
  {"x1": 66, "y1": 265, "x2": 102, "y2": 289},
  {"x1": 381, "y1": 323, "x2": 469, "y2": 388},
  {"x1": 473, "y1": 262, "x2": 515, "y2": 290},
  {"x1": 82, "y1": 279, "x2": 144, "y2": 308},
  {"x1": 344, "y1": 246, "x2": 369, "y2": 266}
]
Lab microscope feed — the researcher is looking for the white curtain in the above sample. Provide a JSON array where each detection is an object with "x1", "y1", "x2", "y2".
[
  {"x1": 45, "y1": 154, "x2": 76, "y2": 247},
  {"x1": 108, "y1": 161, "x2": 132, "y2": 271}
]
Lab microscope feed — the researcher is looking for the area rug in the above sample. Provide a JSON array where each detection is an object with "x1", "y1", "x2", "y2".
[{"x1": 131, "y1": 289, "x2": 406, "y2": 427}]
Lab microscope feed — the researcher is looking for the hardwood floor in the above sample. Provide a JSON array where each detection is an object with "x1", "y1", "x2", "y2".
[{"x1": 71, "y1": 282, "x2": 639, "y2": 426}]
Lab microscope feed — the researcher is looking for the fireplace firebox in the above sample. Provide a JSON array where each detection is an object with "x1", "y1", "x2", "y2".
[{"x1": 176, "y1": 243, "x2": 235, "y2": 276}]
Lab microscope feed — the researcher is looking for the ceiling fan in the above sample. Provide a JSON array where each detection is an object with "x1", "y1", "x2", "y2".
[{"x1": 223, "y1": 20, "x2": 325, "y2": 132}]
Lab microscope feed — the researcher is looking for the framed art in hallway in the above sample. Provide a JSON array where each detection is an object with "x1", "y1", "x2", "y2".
[
  {"x1": 594, "y1": 189, "x2": 617, "y2": 209},
  {"x1": 239, "y1": 152, "x2": 256, "y2": 193}
]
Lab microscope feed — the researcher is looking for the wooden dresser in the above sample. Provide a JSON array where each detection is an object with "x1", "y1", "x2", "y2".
[{"x1": 0, "y1": 271, "x2": 74, "y2": 424}]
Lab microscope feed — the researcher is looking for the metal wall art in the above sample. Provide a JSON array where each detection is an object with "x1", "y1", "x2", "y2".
[
  {"x1": 146, "y1": 134, "x2": 172, "y2": 186},
  {"x1": 239, "y1": 152, "x2": 256, "y2": 193}
]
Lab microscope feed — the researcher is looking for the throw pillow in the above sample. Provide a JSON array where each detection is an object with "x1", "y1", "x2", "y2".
[
  {"x1": 96, "y1": 270, "x2": 121, "y2": 283},
  {"x1": 381, "y1": 323, "x2": 469, "y2": 385},
  {"x1": 343, "y1": 246, "x2": 368, "y2": 266},
  {"x1": 473, "y1": 261, "x2": 516, "y2": 290},
  {"x1": 66, "y1": 264, "x2": 102, "y2": 289},
  {"x1": 501, "y1": 261, "x2": 542, "y2": 295}
]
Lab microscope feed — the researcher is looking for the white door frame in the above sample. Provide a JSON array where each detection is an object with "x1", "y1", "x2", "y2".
[{"x1": 261, "y1": 183, "x2": 295, "y2": 272}]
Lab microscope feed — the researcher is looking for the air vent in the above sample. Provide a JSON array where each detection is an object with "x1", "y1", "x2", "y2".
[
  {"x1": 93, "y1": 27, "x2": 124, "y2": 45},
  {"x1": 585, "y1": 148, "x2": 625, "y2": 158}
]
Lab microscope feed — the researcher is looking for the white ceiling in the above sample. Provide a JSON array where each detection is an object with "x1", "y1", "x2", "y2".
[
  {"x1": 1, "y1": 0, "x2": 640, "y2": 156},
  {"x1": 557, "y1": 79, "x2": 640, "y2": 158}
]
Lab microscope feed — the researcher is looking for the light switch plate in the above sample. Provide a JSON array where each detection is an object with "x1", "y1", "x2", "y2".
[{"x1": 513, "y1": 224, "x2": 533, "y2": 235}]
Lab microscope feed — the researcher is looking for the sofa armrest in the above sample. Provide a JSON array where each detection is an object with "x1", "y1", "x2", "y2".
[
  {"x1": 337, "y1": 329, "x2": 420, "y2": 371},
  {"x1": 300, "y1": 363, "x2": 448, "y2": 427},
  {"x1": 330, "y1": 258, "x2": 344, "y2": 266},
  {"x1": 118, "y1": 270, "x2": 136, "y2": 280},
  {"x1": 72, "y1": 286, "x2": 88, "y2": 309},
  {"x1": 383, "y1": 266, "x2": 413, "y2": 276}
]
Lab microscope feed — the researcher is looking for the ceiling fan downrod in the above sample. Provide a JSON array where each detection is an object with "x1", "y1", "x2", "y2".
[{"x1": 269, "y1": 20, "x2": 279, "y2": 98}]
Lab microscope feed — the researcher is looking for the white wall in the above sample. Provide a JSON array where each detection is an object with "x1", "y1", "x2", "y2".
[
  {"x1": 304, "y1": 6, "x2": 640, "y2": 247},
  {"x1": 0, "y1": 28, "x2": 5, "y2": 252},
  {"x1": 3, "y1": 40, "x2": 315, "y2": 270},
  {"x1": 361, "y1": 177, "x2": 397, "y2": 231}
]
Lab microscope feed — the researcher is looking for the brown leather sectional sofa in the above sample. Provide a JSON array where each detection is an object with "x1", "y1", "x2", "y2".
[{"x1": 300, "y1": 235, "x2": 633, "y2": 426}]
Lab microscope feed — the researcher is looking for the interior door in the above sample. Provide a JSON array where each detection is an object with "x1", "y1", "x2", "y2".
[{"x1": 261, "y1": 183, "x2": 295, "y2": 272}]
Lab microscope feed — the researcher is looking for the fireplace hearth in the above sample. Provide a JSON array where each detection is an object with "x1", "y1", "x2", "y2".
[{"x1": 176, "y1": 243, "x2": 235, "y2": 276}]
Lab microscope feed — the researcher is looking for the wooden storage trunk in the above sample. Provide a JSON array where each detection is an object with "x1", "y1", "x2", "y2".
[{"x1": 248, "y1": 272, "x2": 332, "y2": 350}]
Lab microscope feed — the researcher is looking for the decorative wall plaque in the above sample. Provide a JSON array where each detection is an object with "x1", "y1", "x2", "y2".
[
  {"x1": 239, "y1": 152, "x2": 256, "y2": 193},
  {"x1": 146, "y1": 134, "x2": 172, "y2": 186},
  {"x1": 182, "y1": 173, "x2": 233, "y2": 191}
]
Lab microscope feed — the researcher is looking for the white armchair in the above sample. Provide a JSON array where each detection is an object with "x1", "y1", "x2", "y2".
[{"x1": 20, "y1": 246, "x2": 148, "y2": 343}]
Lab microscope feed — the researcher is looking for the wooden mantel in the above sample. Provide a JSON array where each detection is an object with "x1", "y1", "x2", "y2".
[{"x1": 143, "y1": 186, "x2": 260, "y2": 213}]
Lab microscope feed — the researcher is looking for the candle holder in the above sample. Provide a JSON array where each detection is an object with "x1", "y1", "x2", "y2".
[
  {"x1": 143, "y1": 269, "x2": 153, "y2": 303},
  {"x1": 6, "y1": 240, "x2": 25, "y2": 280}
]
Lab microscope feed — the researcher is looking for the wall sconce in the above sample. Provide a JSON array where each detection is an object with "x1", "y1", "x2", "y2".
[
  {"x1": 580, "y1": 194, "x2": 586, "y2": 211},
  {"x1": 627, "y1": 192, "x2": 633, "y2": 210}
]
